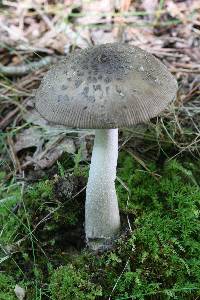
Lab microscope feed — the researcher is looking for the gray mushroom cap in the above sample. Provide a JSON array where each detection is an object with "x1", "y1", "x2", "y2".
[{"x1": 35, "y1": 43, "x2": 178, "y2": 129}]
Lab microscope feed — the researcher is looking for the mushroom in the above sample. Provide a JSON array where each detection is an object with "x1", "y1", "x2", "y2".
[{"x1": 35, "y1": 43, "x2": 178, "y2": 251}]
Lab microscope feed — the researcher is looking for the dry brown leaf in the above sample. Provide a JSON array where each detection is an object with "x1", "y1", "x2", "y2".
[
  {"x1": 14, "y1": 127, "x2": 44, "y2": 153},
  {"x1": 34, "y1": 137, "x2": 75, "y2": 169},
  {"x1": 166, "y1": 1, "x2": 187, "y2": 23},
  {"x1": 20, "y1": 107, "x2": 91, "y2": 169}
]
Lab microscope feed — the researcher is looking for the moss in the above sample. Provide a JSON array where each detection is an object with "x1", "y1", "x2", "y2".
[
  {"x1": 0, "y1": 273, "x2": 16, "y2": 300},
  {"x1": 49, "y1": 264, "x2": 102, "y2": 300},
  {"x1": 12, "y1": 174, "x2": 86, "y2": 265},
  {"x1": 103, "y1": 157, "x2": 200, "y2": 298},
  {"x1": 0, "y1": 171, "x2": 6, "y2": 181},
  {"x1": 0, "y1": 178, "x2": 21, "y2": 245},
  {"x1": 1, "y1": 151, "x2": 200, "y2": 299},
  {"x1": 24, "y1": 174, "x2": 85, "y2": 228},
  {"x1": 26, "y1": 179, "x2": 54, "y2": 201},
  {"x1": 47, "y1": 155, "x2": 200, "y2": 299}
]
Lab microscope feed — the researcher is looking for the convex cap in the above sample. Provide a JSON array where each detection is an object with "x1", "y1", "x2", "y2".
[{"x1": 35, "y1": 43, "x2": 178, "y2": 128}]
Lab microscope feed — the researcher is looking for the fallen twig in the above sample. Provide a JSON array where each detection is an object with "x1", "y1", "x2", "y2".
[
  {"x1": 0, "y1": 56, "x2": 58, "y2": 76},
  {"x1": 169, "y1": 68, "x2": 200, "y2": 74}
]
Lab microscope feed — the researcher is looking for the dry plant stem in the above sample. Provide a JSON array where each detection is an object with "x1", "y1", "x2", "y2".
[
  {"x1": 0, "y1": 99, "x2": 29, "y2": 129},
  {"x1": 7, "y1": 135, "x2": 21, "y2": 173},
  {"x1": 85, "y1": 128, "x2": 120, "y2": 251},
  {"x1": 0, "y1": 107, "x2": 19, "y2": 129}
]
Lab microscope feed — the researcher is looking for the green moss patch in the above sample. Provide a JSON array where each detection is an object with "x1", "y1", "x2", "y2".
[
  {"x1": 0, "y1": 273, "x2": 16, "y2": 300},
  {"x1": 1, "y1": 153, "x2": 200, "y2": 299}
]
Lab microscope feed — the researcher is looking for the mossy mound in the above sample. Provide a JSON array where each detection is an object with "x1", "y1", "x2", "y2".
[
  {"x1": 48, "y1": 157, "x2": 200, "y2": 299},
  {"x1": 1, "y1": 153, "x2": 200, "y2": 299}
]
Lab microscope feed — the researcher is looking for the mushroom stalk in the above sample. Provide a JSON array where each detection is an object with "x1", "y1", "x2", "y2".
[{"x1": 85, "y1": 128, "x2": 120, "y2": 250}]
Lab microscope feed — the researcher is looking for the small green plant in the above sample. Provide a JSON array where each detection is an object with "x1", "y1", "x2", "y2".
[
  {"x1": 57, "y1": 161, "x2": 66, "y2": 177},
  {"x1": 73, "y1": 148, "x2": 89, "y2": 177},
  {"x1": 49, "y1": 264, "x2": 102, "y2": 300}
]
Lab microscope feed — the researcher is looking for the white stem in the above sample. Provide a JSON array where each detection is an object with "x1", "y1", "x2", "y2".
[{"x1": 85, "y1": 129, "x2": 120, "y2": 250}]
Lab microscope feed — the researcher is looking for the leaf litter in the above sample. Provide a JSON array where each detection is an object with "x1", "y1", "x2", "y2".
[{"x1": 0, "y1": 0, "x2": 200, "y2": 172}]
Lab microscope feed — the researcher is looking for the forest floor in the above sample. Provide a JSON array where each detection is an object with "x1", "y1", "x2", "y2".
[{"x1": 0, "y1": 1, "x2": 200, "y2": 299}]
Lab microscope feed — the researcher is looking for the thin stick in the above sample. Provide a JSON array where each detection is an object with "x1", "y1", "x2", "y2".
[{"x1": 0, "y1": 56, "x2": 57, "y2": 76}]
